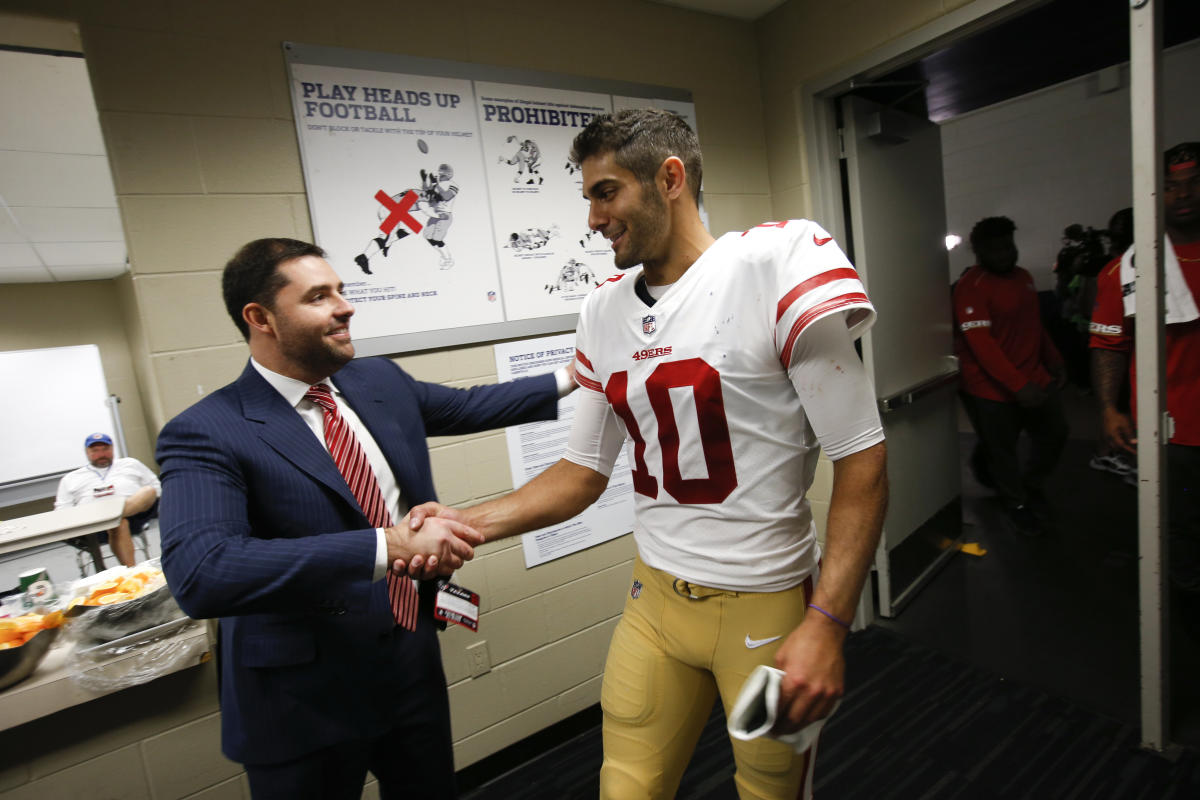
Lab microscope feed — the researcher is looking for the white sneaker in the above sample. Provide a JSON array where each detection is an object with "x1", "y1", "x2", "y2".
[{"x1": 1089, "y1": 453, "x2": 1135, "y2": 477}]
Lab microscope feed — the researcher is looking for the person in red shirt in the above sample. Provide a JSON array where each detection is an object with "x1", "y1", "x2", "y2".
[
  {"x1": 954, "y1": 216, "x2": 1068, "y2": 535},
  {"x1": 1090, "y1": 141, "x2": 1200, "y2": 591}
]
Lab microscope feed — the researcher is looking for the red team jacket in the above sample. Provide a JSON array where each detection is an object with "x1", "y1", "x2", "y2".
[
  {"x1": 1089, "y1": 240, "x2": 1200, "y2": 446},
  {"x1": 953, "y1": 265, "x2": 1063, "y2": 403}
]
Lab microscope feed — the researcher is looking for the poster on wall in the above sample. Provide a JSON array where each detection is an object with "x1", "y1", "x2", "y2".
[
  {"x1": 476, "y1": 82, "x2": 614, "y2": 322},
  {"x1": 286, "y1": 43, "x2": 696, "y2": 354},
  {"x1": 289, "y1": 63, "x2": 504, "y2": 341},
  {"x1": 493, "y1": 334, "x2": 634, "y2": 567}
]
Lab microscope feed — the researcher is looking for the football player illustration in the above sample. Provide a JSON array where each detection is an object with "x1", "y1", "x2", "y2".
[
  {"x1": 544, "y1": 258, "x2": 593, "y2": 293},
  {"x1": 403, "y1": 109, "x2": 888, "y2": 800},
  {"x1": 420, "y1": 163, "x2": 457, "y2": 269},
  {"x1": 579, "y1": 228, "x2": 603, "y2": 249},
  {"x1": 354, "y1": 163, "x2": 458, "y2": 274},
  {"x1": 505, "y1": 225, "x2": 559, "y2": 251},
  {"x1": 499, "y1": 136, "x2": 543, "y2": 184}
]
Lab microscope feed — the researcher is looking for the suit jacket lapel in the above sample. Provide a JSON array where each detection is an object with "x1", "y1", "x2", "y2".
[
  {"x1": 235, "y1": 362, "x2": 362, "y2": 514},
  {"x1": 333, "y1": 366, "x2": 420, "y2": 500}
]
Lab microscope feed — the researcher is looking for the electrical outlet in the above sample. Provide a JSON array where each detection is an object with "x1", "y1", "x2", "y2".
[{"x1": 466, "y1": 640, "x2": 491, "y2": 677}]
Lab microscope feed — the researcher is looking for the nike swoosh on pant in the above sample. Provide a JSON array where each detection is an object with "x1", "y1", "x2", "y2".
[{"x1": 744, "y1": 634, "x2": 783, "y2": 649}]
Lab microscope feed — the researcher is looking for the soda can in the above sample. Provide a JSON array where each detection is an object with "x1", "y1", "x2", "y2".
[{"x1": 18, "y1": 567, "x2": 57, "y2": 610}]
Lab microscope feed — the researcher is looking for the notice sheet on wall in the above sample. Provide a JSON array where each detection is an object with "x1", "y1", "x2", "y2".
[{"x1": 493, "y1": 333, "x2": 634, "y2": 567}]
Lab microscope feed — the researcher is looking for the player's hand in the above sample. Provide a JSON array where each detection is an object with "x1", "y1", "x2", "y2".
[
  {"x1": 1102, "y1": 406, "x2": 1137, "y2": 454},
  {"x1": 771, "y1": 614, "x2": 847, "y2": 733},
  {"x1": 1015, "y1": 382, "x2": 1048, "y2": 408}
]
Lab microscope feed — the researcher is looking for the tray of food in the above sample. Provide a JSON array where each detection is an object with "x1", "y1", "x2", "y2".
[
  {"x1": 0, "y1": 612, "x2": 64, "y2": 690},
  {"x1": 67, "y1": 565, "x2": 182, "y2": 643}
]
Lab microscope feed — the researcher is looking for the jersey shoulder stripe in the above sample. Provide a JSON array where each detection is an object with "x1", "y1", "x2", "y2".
[
  {"x1": 574, "y1": 348, "x2": 604, "y2": 392},
  {"x1": 779, "y1": 292, "x2": 870, "y2": 367},
  {"x1": 777, "y1": 267, "x2": 861, "y2": 323}
]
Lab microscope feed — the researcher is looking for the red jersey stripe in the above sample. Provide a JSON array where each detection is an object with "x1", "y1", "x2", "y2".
[
  {"x1": 576, "y1": 374, "x2": 603, "y2": 392},
  {"x1": 778, "y1": 293, "x2": 870, "y2": 367},
  {"x1": 576, "y1": 350, "x2": 595, "y2": 371},
  {"x1": 776, "y1": 268, "x2": 861, "y2": 323}
]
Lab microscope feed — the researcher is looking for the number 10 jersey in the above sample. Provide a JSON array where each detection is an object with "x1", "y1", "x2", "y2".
[{"x1": 569, "y1": 220, "x2": 877, "y2": 592}]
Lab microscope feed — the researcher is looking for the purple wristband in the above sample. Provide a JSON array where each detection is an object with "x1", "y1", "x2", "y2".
[{"x1": 807, "y1": 603, "x2": 852, "y2": 630}]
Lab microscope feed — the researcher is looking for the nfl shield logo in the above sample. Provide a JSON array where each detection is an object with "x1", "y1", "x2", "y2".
[
  {"x1": 642, "y1": 315, "x2": 656, "y2": 335},
  {"x1": 630, "y1": 579, "x2": 643, "y2": 599},
  {"x1": 487, "y1": 291, "x2": 497, "y2": 302}
]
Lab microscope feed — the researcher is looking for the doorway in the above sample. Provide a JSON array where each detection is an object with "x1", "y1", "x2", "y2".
[{"x1": 803, "y1": 0, "x2": 1200, "y2": 749}]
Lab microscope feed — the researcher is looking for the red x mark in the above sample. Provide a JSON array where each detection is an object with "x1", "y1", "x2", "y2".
[{"x1": 375, "y1": 190, "x2": 423, "y2": 236}]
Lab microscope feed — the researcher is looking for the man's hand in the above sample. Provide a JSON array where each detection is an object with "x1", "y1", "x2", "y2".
[
  {"x1": 772, "y1": 614, "x2": 847, "y2": 733},
  {"x1": 390, "y1": 503, "x2": 471, "y2": 576},
  {"x1": 564, "y1": 359, "x2": 578, "y2": 392},
  {"x1": 1015, "y1": 382, "x2": 1048, "y2": 408},
  {"x1": 1102, "y1": 406, "x2": 1137, "y2": 454},
  {"x1": 384, "y1": 513, "x2": 482, "y2": 578}
]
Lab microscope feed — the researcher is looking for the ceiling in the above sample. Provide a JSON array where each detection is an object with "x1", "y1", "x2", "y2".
[
  {"x1": 829, "y1": 0, "x2": 1200, "y2": 121},
  {"x1": 0, "y1": 48, "x2": 127, "y2": 284},
  {"x1": 647, "y1": 0, "x2": 786, "y2": 21},
  {"x1": 2, "y1": 0, "x2": 1195, "y2": 284}
]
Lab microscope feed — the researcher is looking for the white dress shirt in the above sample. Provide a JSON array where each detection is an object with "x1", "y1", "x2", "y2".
[
  {"x1": 252, "y1": 359, "x2": 575, "y2": 581},
  {"x1": 251, "y1": 359, "x2": 400, "y2": 581}
]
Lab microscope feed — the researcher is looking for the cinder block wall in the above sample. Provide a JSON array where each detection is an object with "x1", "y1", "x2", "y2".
[
  {"x1": 0, "y1": 0, "x2": 967, "y2": 794},
  {"x1": 0, "y1": 0, "x2": 774, "y2": 795},
  {"x1": 941, "y1": 38, "x2": 1200, "y2": 288},
  {"x1": 754, "y1": 0, "x2": 979, "y2": 222}
]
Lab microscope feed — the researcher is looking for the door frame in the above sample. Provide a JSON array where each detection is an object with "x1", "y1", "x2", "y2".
[
  {"x1": 794, "y1": 0, "x2": 1170, "y2": 751},
  {"x1": 800, "y1": 0, "x2": 1043, "y2": 240}
]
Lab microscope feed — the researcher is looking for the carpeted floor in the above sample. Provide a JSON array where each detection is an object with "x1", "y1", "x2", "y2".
[
  {"x1": 461, "y1": 625, "x2": 1200, "y2": 799},
  {"x1": 459, "y1": 396, "x2": 1200, "y2": 798}
]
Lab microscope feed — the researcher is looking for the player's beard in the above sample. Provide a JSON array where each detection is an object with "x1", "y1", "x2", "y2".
[{"x1": 612, "y1": 182, "x2": 669, "y2": 270}]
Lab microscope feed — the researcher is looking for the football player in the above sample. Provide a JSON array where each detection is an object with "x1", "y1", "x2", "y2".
[
  {"x1": 419, "y1": 163, "x2": 458, "y2": 269},
  {"x1": 353, "y1": 164, "x2": 458, "y2": 274},
  {"x1": 500, "y1": 136, "x2": 543, "y2": 184},
  {"x1": 408, "y1": 109, "x2": 887, "y2": 800}
]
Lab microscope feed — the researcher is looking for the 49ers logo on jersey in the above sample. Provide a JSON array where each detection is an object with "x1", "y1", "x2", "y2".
[{"x1": 632, "y1": 346, "x2": 673, "y2": 361}]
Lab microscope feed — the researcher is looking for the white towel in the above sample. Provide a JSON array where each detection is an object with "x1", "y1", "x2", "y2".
[
  {"x1": 726, "y1": 665, "x2": 839, "y2": 753},
  {"x1": 1120, "y1": 237, "x2": 1200, "y2": 324}
]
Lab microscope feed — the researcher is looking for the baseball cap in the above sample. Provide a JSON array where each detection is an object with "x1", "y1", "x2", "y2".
[{"x1": 84, "y1": 432, "x2": 113, "y2": 447}]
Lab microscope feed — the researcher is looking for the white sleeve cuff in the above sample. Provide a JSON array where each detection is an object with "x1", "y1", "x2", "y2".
[
  {"x1": 554, "y1": 366, "x2": 575, "y2": 398},
  {"x1": 373, "y1": 528, "x2": 388, "y2": 581}
]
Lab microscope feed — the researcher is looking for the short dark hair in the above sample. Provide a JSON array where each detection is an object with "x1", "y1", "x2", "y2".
[
  {"x1": 1166, "y1": 142, "x2": 1200, "y2": 174},
  {"x1": 969, "y1": 216, "x2": 1017, "y2": 250},
  {"x1": 569, "y1": 108, "x2": 703, "y2": 203},
  {"x1": 222, "y1": 238, "x2": 325, "y2": 340}
]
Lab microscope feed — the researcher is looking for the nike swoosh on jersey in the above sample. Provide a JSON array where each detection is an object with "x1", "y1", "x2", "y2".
[
  {"x1": 813, "y1": 234, "x2": 833, "y2": 246},
  {"x1": 744, "y1": 634, "x2": 783, "y2": 649}
]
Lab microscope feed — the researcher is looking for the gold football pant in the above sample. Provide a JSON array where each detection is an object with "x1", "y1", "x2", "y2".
[{"x1": 600, "y1": 555, "x2": 818, "y2": 800}]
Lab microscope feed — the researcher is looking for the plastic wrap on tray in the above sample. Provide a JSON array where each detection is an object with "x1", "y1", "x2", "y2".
[
  {"x1": 68, "y1": 617, "x2": 206, "y2": 692},
  {"x1": 66, "y1": 559, "x2": 186, "y2": 644}
]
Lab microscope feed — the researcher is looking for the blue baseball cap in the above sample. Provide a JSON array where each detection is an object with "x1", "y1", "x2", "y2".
[{"x1": 84, "y1": 432, "x2": 113, "y2": 447}]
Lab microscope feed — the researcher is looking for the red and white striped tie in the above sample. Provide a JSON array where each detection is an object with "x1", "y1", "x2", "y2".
[{"x1": 305, "y1": 383, "x2": 419, "y2": 630}]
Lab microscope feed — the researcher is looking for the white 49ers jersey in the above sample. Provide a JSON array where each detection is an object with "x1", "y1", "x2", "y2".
[{"x1": 571, "y1": 219, "x2": 876, "y2": 592}]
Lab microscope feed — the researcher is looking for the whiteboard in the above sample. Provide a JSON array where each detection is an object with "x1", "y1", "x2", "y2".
[{"x1": 0, "y1": 345, "x2": 119, "y2": 487}]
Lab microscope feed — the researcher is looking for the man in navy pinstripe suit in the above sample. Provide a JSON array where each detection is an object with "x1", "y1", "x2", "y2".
[{"x1": 156, "y1": 238, "x2": 564, "y2": 799}]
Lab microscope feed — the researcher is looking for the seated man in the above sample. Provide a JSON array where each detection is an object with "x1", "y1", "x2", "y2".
[{"x1": 55, "y1": 432, "x2": 160, "y2": 567}]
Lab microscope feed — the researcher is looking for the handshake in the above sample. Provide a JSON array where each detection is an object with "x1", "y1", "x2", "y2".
[{"x1": 384, "y1": 503, "x2": 477, "y2": 579}]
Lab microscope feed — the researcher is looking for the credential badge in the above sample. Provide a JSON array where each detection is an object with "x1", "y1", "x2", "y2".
[{"x1": 642, "y1": 315, "x2": 656, "y2": 336}]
